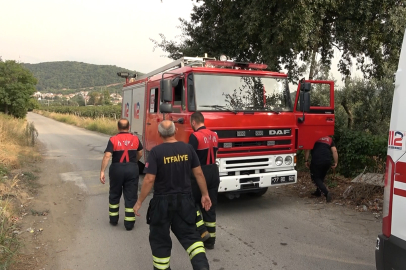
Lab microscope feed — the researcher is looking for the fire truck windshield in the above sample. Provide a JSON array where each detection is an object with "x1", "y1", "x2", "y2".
[{"x1": 193, "y1": 74, "x2": 292, "y2": 112}]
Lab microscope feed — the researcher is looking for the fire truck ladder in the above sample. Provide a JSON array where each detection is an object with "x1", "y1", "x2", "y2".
[{"x1": 137, "y1": 56, "x2": 215, "y2": 80}]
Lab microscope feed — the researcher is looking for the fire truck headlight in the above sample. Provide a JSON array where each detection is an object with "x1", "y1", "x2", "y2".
[
  {"x1": 275, "y1": 156, "x2": 283, "y2": 166},
  {"x1": 285, "y1": 156, "x2": 293, "y2": 165}
]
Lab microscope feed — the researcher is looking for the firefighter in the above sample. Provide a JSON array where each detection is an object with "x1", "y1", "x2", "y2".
[
  {"x1": 188, "y1": 112, "x2": 220, "y2": 250},
  {"x1": 133, "y1": 120, "x2": 211, "y2": 270},
  {"x1": 100, "y1": 118, "x2": 143, "y2": 230},
  {"x1": 304, "y1": 136, "x2": 338, "y2": 203}
]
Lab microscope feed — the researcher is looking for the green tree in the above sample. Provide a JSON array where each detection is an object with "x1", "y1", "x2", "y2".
[
  {"x1": 102, "y1": 90, "x2": 111, "y2": 105},
  {"x1": 0, "y1": 60, "x2": 38, "y2": 118},
  {"x1": 335, "y1": 77, "x2": 394, "y2": 134},
  {"x1": 88, "y1": 91, "x2": 100, "y2": 105},
  {"x1": 70, "y1": 95, "x2": 86, "y2": 106},
  {"x1": 27, "y1": 98, "x2": 40, "y2": 111},
  {"x1": 152, "y1": 0, "x2": 406, "y2": 81}
]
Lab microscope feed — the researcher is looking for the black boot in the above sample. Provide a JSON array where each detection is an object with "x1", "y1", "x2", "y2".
[
  {"x1": 326, "y1": 192, "x2": 332, "y2": 203},
  {"x1": 311, "y1": 188, "x2": 321, "y2": 197}
]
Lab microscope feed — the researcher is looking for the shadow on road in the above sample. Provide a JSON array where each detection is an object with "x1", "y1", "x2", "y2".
[{"x1": 216, "y1": 190, "x2": 296, "y2": 215}]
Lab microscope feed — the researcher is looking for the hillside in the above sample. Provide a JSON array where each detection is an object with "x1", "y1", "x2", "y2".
[{"x1": 23, "y1": 61, "x2": 141, "y2": 91}]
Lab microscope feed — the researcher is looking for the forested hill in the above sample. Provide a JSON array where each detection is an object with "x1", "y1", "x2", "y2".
[{"x1": 23, "y1": 61, "x2": 141, "y2": 91}]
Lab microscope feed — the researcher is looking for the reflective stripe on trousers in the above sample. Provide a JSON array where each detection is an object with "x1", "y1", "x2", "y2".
[
  {"x1": 186, "y1": 241, "x2": 205, "y2": 260},
  {"x1": 153, "y1": 256, "x2": 170, "y2": 269},
  {"x1": 109, "y1": 204, "x2": 119, "y2": 217},
  {"x1": 204, "y1": 221, "x2": 215, "y2": 227},
  {"x1": 124, "y1": 207, "x2": 136, "y2": 222}
]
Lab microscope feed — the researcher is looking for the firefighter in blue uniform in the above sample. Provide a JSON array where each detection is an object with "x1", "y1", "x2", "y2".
[
  {"x1": 189, "y1": 112, "x2": 220, "y2": 249},
  {"x1": 100, "y1": 118, "x2": 143, "y2": 230},
  {"x1": 133, "y1": 120, "x2": 211, "y2": 270}
]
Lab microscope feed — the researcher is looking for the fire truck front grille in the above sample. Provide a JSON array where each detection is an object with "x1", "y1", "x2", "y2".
[
  {"x1": 225, "y1": 157, "x2": 270, "y2": 170},
  {"x1": 219, "y1": 148, "x2": 291, "y2": 154},
  {"x1": 219, "y1": 140, "x2": 291, "y2": 148},
  {"x1": 226, "y1": 158, "x2": 268, "y2": 164}
]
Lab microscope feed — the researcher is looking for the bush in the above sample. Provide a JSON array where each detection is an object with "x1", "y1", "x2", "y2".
[
  {"x1": 27, "y1": 98, "x2": 40, "y2": 112},
  {"x1": 39, "y1": 105, "x2": 121, "y2": 119},
  {"x1": 333, "y1": 129, "x2": 387, "y2": 178}
]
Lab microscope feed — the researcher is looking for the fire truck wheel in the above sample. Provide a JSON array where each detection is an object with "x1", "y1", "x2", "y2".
[{"x1": 248, "y1": 188, "x2": 268, "y2": 197}]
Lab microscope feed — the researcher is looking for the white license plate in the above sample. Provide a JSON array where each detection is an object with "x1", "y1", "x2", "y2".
[{"x1": 271, "y1": 175, "x2": 295, "y2": 184}]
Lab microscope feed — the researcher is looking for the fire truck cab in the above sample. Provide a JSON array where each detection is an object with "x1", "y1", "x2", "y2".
[
  {"x1": 119, "y1": 56, "x2": 334, "y2": 198},
  {"x1": 375, "y1": 29, "x2": 406, "y2": 269}
]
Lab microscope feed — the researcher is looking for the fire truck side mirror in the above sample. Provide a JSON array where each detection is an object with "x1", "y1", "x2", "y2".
[
  {"x1": 300, "y1": 82, "x2": 311, "y2": 92},
  {"x1": 172, "y1": 77, "x2": 180, "y2": 87},
  {"x1": 160, "y1": 79, "x2": 173, "y2": 102},
  {"x1": 160, "y1": 103, "x2": 173, "y2": 113},
  {"x1": 188, "y1": 85, "x2": 196, "y2": 111},
  {"x1": 299, "y1": 82, "x2": 311, "y2": 113},
  {"x1": 299, "y1": 91, "x2": 311, "y2": 113}
]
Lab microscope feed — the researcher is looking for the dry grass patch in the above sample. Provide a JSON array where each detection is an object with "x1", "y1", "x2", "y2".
[
  {"x1": 35, "y1": 110, "x2": 117, "y2": 135},
  {"x1": 0, "y1": 113, "x2": 41, "y2": 268}
]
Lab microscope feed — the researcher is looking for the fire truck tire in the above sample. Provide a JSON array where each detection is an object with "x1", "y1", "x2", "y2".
[{"x1": 248, "y1": 188, "x2": 268, "y2": 197}]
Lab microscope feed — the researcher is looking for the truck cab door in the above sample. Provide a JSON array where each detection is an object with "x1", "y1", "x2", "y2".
[
  {"x1": 294, "y1": 80, "x2": 335, "y2": 150},
  {"x1": 170, "y1": 78, "x2": 189, "y2": 142},
  {"x1": 145, "y1": 86, "x2": 163, "y2": 151}
]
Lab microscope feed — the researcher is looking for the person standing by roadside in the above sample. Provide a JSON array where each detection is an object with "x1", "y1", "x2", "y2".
[
  {"x1": 304, "y1": 136, "x2": 338, "y2": 202},
  {"x1": 133, "y1": 120, "x2": 211, "y2": 270},
  {"x1": 100, "y1": 118, "x2": 143, "y2": 230},
  {"x1": 188, "y1": 112, "x2": 220, "y2": 250}
]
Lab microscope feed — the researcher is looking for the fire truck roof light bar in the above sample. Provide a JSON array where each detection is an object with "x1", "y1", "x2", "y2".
[
  {"x1": 136, "y1": 57, "x2": 209, "y2": 81},
  {"x1": 117, "y1": 72, "x2": 137, "y2": 78},
  {"x1": 205, "y1": 60, "x2": 268, "y2": 70},
  {"x1": 125, "y1": 56, "x2": 268, "y2": 84}
]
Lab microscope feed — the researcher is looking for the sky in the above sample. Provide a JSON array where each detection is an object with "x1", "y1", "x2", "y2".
[
  {"x1": 0, "y1": 0, "x2": 358, "y2": 86},
  {"x1": 0, "y1": 0, "x2": 194, "y2": 73}
]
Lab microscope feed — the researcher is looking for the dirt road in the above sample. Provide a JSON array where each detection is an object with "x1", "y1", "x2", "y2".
[{"x1": 26, "y1": 112, "x2": 380, "y2": 270}]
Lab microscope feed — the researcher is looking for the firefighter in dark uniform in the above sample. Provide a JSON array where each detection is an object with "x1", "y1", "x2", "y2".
[
  {"x1": 133, "y1": 120, "x2": 211, "y2": 270},
  {"x1": 188, "y1": 112, "x2": 220, "y2": 250},
  {"x1": 100, "y1": 118, "x2": 143, "y2": 230},
  {"x1": 304, "y1": 136, "x2": 338, "y2": 203},
  {"x1": 189, "y1": 112, "x2": 220, "y2": 249}
]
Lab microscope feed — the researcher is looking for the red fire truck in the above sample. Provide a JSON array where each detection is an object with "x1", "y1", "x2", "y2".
[{"x1": 118, "y1": 56, "x2": 334, "y2": 198}]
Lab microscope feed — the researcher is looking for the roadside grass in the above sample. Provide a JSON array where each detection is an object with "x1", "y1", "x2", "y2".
[
  {"x1": 0, "y1": 200, "x2": 20, "y2": 270},
  {"x1": 34, "y1": 110, "x2": 117, "y2": 135},
  {"x1": 0, "y1": 113, "x2": 41, "y2": 268}
]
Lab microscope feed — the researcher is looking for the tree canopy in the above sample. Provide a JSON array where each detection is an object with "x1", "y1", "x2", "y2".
[
  {"x1": 23, "y1": 61, "x2": 141, "y2": 91},
  {"x1": 152, "y1": 0, "x2": 406, "y2": 81},
  {"x1": 0, "y1": 60, "x2": 38, "y2": 118}
]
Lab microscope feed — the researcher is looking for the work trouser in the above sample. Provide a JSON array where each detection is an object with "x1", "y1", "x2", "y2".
[
  {"x1": 108, "y1": 162, "x2": 139, "y2": 229},
  {"x1": 191, "y1": 164, "x2": 220, "y2": 246},
  {"x1": 147, "y1": 193, "x2": 210, "y2": 270},
  {"x1": 309, "y1": 162, "x2": 331, "y2": 196}
]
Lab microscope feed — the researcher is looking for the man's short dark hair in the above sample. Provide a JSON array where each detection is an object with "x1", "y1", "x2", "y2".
[
  {"x1": 118, "y1": 118, "x2": 130, "y2": 130},
  {"x1": 191, "y1": 112, "x2": 204, "y2": 124}
]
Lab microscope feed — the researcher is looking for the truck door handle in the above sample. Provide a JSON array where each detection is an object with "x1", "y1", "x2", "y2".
[
  {"x1": 326, "y1": 118, "x2": 334, "y2": 122},
  {"x1": 147, "y1": 123, "x2": 151, "y2": 125}
]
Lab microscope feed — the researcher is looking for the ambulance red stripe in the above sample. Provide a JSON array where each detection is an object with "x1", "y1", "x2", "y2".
[
  {"x1": 394, "y1": 188, "x2": 406, "y2": 198},
  {"x1": 395, "y1": 162, "x2": 406, "y2": 183}
]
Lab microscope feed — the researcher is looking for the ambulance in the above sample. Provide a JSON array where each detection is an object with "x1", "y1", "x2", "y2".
[{"x1": 375, "y1": 29, "x2": 406, "y2": 269}]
